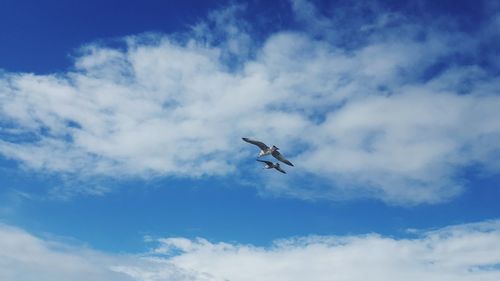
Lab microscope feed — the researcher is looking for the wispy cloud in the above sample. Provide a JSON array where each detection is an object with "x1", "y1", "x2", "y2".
[
  {"x1": 2, "y1": 220, "x2": 500, "y2": 280},
  {"x1": 0, "y1": 224, "x2": 132, "y2": 281},
  {"x1": 1, "y1": 1, "x2": 500, "y2": 204}
]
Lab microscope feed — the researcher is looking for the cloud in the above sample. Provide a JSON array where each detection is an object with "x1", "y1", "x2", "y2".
[
  {"x1": 138, "y1": 220, "x2": 500, "y2": 281},
  {"x1": 0, "y1": 224, "x2": 132, "y2": 281},
  {"x1": 1, "y1": 1, "x2": 500, "y2": 203},
  {"x1": 2, "y1": 220, "x2": 500, "y2": 281}
]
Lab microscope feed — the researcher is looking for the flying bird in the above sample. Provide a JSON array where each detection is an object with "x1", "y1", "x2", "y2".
[
  {"x1": 242, "y1": 137, "x2": 294, "y2": 166},
  {"x1": 256, "y1": 159, "x2": 286, "y2": 174}
]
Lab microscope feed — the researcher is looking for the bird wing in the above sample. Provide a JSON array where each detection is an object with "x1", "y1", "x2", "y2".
[
  {"x1": 256, "y1": 159, "x2": 274, "y2": 166},
  {"x1": 271, "y1": 150, "x2": 294, "y2": 166},
  {"x1": 274, "y1": 165, "x2": 287, "y2": 174},
  {"x1": 242, "y1": 137, "x2": 269, "y2": 150}
]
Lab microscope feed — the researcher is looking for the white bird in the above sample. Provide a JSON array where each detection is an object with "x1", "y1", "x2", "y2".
[
  {"x1": 242, "y1": 137, "x2": 294, "y2": 166},
  {"x1": 256, "y1": 159, "x2": 286, "y2": 174}
]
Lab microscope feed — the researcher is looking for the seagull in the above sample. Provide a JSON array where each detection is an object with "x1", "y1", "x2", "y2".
[
  {"x1": 257, "y1": 159, "x2": 286, "y2": 174},
  {"x1": 242, "y1": 137, "x2": 294, "y2": 166}
]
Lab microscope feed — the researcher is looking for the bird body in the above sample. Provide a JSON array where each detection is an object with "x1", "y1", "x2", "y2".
[
  {"x1": 242, "y1": 137, "x2": 294, "y2": 166},
  {"x1": 242, "y1": 137, "x2": 277, "y2": 157},
  {"x1": 257, "y1": 159, "x2": 286, "y2": 174}
]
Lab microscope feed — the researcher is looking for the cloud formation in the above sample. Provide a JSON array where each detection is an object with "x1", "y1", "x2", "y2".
[
  {"x1": 2, "y1": 220, "x2": 500, "y2": 281},
  {"x1": 0, "y1": 224, "x2": 131, "y2": 281},
  {"x1": 1, "y1": 1, "x2": 500, "y2": 203}
]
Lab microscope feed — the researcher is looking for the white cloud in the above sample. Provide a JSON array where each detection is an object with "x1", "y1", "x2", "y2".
[
  {"x1": 117, "y1": 220, "x2": 500, "y2": 281},
  {"x1": 0, "y1": 224, "x2": 132, "y2": 281},
  {"x1": 3, "y1": 220, "x2": 500, "y2": 281},
  {"x1": 1, "y1": 1, "x2": 500, "y2": 203}
]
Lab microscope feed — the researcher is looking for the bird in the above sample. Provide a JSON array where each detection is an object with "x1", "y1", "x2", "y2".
[
  {"x1": 256, "y1": 159, "x2": 286, "y2": 174},
  {"x1": 242, "y1": 137, "x2": 294, "y2": 166}
]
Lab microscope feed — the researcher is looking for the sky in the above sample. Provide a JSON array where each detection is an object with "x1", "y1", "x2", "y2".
[{"x1": 1, "y1": 0, "x2": 500, "y2": 280}]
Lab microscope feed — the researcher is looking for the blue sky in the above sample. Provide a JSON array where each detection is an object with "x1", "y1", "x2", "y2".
[{"x1": 1, "y1": 0, "x2": 500, "y2": 280}]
